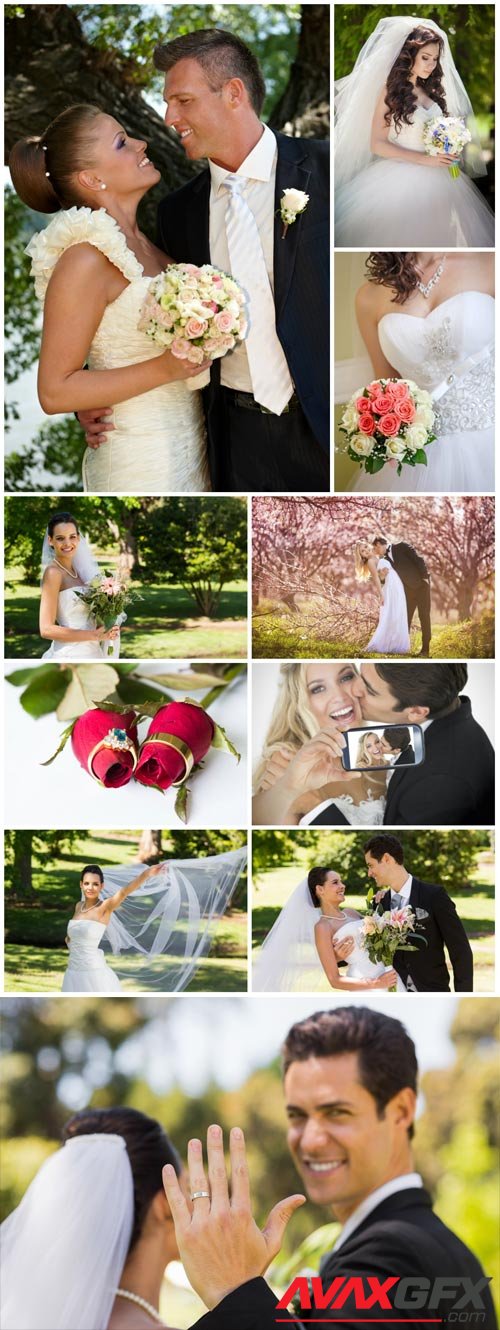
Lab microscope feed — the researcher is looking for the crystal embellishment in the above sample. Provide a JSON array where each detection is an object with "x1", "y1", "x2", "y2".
[{"x1": 434, "y1": 349, "x2": 494, "y2": 434}]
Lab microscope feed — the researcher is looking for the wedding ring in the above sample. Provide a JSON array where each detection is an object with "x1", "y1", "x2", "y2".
[
  {"x1": 87, "y1": 727, "x2": 138, "y2": 783},
  {"x1": 191, "y1": 1190, "x2": 210, "y2": 1200},
  {"x1": 138, "y1": 732, "x2": 194, "y2": 785}
]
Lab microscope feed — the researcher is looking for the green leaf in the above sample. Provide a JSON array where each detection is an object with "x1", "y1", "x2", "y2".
[
  {"x1": 6, "y1": 666, "x2": 50, "y2": 686},
  {"x1": 40, "y1": 720, "x2": 77, "y2": 767},
  {"x1": 370, "y1": 457, "x2": 386, "y2": 474},
  {"x1": 116, "y1": 677, "x2": 168, "y2": 705},
  {"x1": 413, "y1": 449, "x2": 428, "y2": 466},
  {"x1": 151, "y1": 670, "x2": 232, "y2": 690},
  {"x1": 56, "y1": 664, "x2": 120, "y2": 721},
  {"x1": 210, "y1": 721, "x2": 240, "y2": 762},
  {"x1": 174, "y1": 783, "x2": 190, "y2": 823},
  {"x1": 17, "y1": 667, "x2": 72, "y2": 718}
]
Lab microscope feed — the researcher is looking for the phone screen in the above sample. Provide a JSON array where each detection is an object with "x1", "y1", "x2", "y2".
[{"x1": 341, "y1": 724, "x2": 425, "y2": 771}]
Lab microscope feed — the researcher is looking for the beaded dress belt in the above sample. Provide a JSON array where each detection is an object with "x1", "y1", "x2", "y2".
[{"x1": 432, "y1": 341, "x2": 494, "y2": 401}]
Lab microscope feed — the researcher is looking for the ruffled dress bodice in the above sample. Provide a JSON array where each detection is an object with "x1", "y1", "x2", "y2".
[
  {"x1": 387, "y1": 100, "x2": 443, "y2": 152},
  {"x1": 62, "y1": 918, "x2": 122, "y2": 992},
  {"x1": 41, "y1": 585, "x2": 118, "y2": 660},
  {"x1": 26, "y1": 208, "x2": 209, "y2": 493}
]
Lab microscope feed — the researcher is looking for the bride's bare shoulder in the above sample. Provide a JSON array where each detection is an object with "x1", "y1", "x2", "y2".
[{"x1": 355, "y1": 281, "x2": 387, "y2": 317}]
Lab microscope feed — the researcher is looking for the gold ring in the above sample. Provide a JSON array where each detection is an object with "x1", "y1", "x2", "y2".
[
  {"x1": 138, "y1": 732, "x2": 194, "y2": 785},
  {"x1": 87, "y1": 727, "x2": 138, "y2": 784}
]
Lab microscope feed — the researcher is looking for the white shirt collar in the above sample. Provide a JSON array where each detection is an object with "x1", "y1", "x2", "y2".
[
  {"x1": 333, "y1": 1173, "x2": 424, "y2": 1251},
  {"x1": 392, "y1": 874, "x2": 412, "y2": 900},
  {"x1": 209, "y1": 123, "x2": 276, "y2": 192}
]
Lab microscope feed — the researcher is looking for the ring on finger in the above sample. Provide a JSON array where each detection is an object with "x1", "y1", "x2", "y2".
[{"x1": 191, "y1": 1190, "x2": 211, "y2": 1200}]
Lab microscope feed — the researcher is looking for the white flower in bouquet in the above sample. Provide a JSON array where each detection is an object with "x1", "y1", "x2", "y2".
[
  {"x1": 138, "y1": 263, "x2": 247, "y2": 390},
  {"x1": 337, "y1": 378, "x2": 436, "y2": 477},
  {"x1": 422, "y1": 115, "x2": 472, "y2": 178}
]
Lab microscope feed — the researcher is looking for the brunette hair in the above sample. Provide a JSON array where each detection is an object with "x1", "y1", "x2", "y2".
[
  {"x1": 364, "y1": 833, "x2": 405, "y2": 865},
  {"x1": 307, "y1": 866, "x2": 331, "y2": 906},
  {"x1": 47, "y1": 511, "x2": 80, "y2": 538},
  {"x1": 385, "y1": 27, "x2": 447, "y2": 132},
  {"x1": 382, "y1": 726, "x2": 411, "y2": 751},
  {"x1": 282, "y1": 1007, "x2": 417, "y2": 1138},
  {"x1": 9, "y1": 103, "x2": 104, "y2": 213},
  {"x1": 62, "y1": 1107, "x2": 181, "y2": 1253},
  {"x1": 154, "y1": 28, "x2": 266, "y2": 115},
  {"x1": 80, "y1": 863, "x2": 104, "y2": 883},
  {"x1": 365, "y1": 253, "x2": 423, "y2": 304},
  {"x1": 374, "y1": 663, "x2": 468, "y2": 717}
]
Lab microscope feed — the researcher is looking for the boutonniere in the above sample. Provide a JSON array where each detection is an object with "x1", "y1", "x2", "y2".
[{"x1": 280, "y1": 188, "x2": 309, "y2": 238}]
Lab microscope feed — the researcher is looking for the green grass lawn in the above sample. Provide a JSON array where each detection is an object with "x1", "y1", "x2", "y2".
[
  {"x1": 5, "y1": 833, "x2": 248, "y2": 992},
  {"x1": 252, "y1": 608, "x2": 494, "y2": 660},
  {"x1": 5, "y1": 572, "x2": 248, "y2": 658},
  {"x1": 252, "y1": 853, "x2": 495, "y2": 992}
]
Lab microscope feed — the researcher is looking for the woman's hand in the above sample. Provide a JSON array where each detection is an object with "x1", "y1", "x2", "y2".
[
  {"x1": 93, "y1": 625, "x2": 120, "y2": 641},
  {"x1": 158, "y1": 351, "x2": 212, "y2": 383},
  {"x1": 145, "y1": 863, "x2": 164, "y2": 879},
  {"x1": 258, "y1": 745, "x2": 295, "y2": 791},
  {"x1": 333, "y1": 936, "x2": 355, "y2": 961},
  {"x1": 372, "y1": 969, "x2": 399, "y2": 989},
  {"x1": 275, "y1": 731, "x2": 359, "y2": 796},
  {"x1": 421, "y1": 152, "x2": 460, "y2": 168},
  {"x1": 163, "y1": 1125, "x2": 305, "y2": 1310}
]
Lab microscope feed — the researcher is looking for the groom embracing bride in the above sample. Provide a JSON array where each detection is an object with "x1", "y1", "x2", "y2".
[{"x1": 357, "y1": 534, "x2": 431, "y2": 656}]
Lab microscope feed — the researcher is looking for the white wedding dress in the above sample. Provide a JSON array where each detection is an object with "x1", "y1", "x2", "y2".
[
  {"x1": 335, "y1": 102, "x2": 495, "y2": 247},
  {"x1": 299, "y1": 788, "x2": 386, "y2": 826},
  {"x1": 366, "y1": 558, "x2": 410, "y2": 653},
  {"x1": 41, "y1": 585, "x2": 120, "y2": 660},
  {"x1": 61, "y1": 918, "x2": 122, "y2": 992},
  {"x1": 351, "y1": 291, "x2": 494, "y2": 493},
  {"x1": 333, "y1": 917, "x2": 406, "y2": 990},
  {"x1": 26, "y1": 207, "x2": 211, "y2": 493}
]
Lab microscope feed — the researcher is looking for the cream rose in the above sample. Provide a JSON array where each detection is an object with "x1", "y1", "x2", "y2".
[
  {"x1": 405, "y1": 424, "x2": 429, "y2": 450},
  {"x1": 350, "y1": 432, "x2": 375, "y2": 457},
  {"x1": 386, "y1": 437, "x2": 406, "y2": 458}
]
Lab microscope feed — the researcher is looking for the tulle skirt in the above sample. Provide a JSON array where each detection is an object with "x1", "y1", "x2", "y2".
[
  {"x1": 61, "y1": 955, "x2": 123, "y2": 992},
  {"x1": 335, "y1": 160, "x2": 495, "y2": 247},
  {"x1": 351, "y1": 425, "x2": 494, "y2": 494}
]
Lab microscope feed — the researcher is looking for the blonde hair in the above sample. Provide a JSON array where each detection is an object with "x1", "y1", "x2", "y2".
[
  {"x1": 355, "y1": 732, "x2": 380, "y2": 767},
  {"x1": 354, "y1": 542, "x2": 376, "y2": 583},
  {"x1": 253, "y1": 664, "x2": 323, "y2": 790}
]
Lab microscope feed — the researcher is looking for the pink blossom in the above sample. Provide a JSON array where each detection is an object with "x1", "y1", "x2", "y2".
[
  {"x1": 358, "y1": 413, "x2": 376, "y2": 435},
  {"x1": 171, "y1": 336, "x2": 192, "y2": 359},
  {"x1": 185, "y1": 317, "x2": 208, "y2": 339},
  {"x1": 356, "y1": 396, "x2": 372, "y2": 413},
  {"x1": 388, "y1": 380, "x2": 410, "y2": 401},
  {"x1": 394, "y1": 398, "x2": 416, "y2": 423},
  {"x1": 378, "y1": 412, "x2": 400, "y2": 437},
  {"x1": 213, "y1": 309, "x2": 235, "y2": 333}
]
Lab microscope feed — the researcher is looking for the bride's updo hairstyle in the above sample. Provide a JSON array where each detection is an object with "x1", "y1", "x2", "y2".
[
  {"x1": 62, "y1": 1107, "x2": 182, "y2": 1253},
  {"x1": 9, "y1": 104, "x2": 103, "y2": 214},
  {"x1": 385, "y1": 27, "x2": 447, "y2": 132},
  {"x1": 80, "y1": 863, "x2": 104, "y2": 884},
  {"x1": 307, "y1": 867, "x2": 331, "y2": 906},
  {"x1": 365, "y1": 252, "x2": 423, "y2": 305},
  {"x1": 47, "y1": 510, "x2": 80, "y2": 538}
]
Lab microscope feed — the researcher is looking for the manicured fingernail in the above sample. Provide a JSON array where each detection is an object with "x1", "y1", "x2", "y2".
[
  {"x1": 189, "y1": 1138, "x2": 202, "y2": 1152},
  {"x1": 163, "y1": 1163, "x2": 175, "y2": 1178},
  {"x1": 209, "y1": 1124, "x2": 222, "y2": 1139},
  {"x1": 231, "y1": 1127, "x2": 243, "y2": 1141}
]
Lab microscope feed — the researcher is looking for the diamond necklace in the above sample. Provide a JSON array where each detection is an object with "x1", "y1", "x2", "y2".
[
  {"x1": 417, "y1": 256, "x2": 446, "y2": 299},
  {"x1": 115, "y1": 1289, "x2": 164, "y2": 1324}
]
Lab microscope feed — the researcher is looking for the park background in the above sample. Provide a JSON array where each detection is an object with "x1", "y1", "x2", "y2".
[
  {"x1": 4, "y1": 2, "x2": 329, "y2": 489},
  {"x1": 5, "y1": 495, "x2": 248, "y2": 658},
  {"x1": 252, "y1": 829, "x2": 495, "y2": 992},
  {"x1": 0, "y1": 993, "x2": 498, "y2": 1328},
  {"x1": 4, "y1": 828, "x2": 248, "y2": 994},
  {"x1": 251, "y1": 495, "x2": 495, "y2": 659}
]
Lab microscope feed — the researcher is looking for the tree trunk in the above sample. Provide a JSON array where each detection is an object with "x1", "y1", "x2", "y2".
[
  {"x1": 269, "y1": 4, "x2": 330, "y2": 138},
  {"x1": 12, "y1": 831, "x2": 34, "y2": 898},
  {"x1": 137, "y1": 830, "x2": 162, "y2": 862}
]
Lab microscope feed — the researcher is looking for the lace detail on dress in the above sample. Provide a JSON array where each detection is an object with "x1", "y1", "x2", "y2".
[
  {"x1": 329, "y1": 795, "x2": 386, "y2": 826},
  {"x1": 434, "y1": 348, "x2": 495, "y2": 432},
  {"x1": 420, "y1": 316, "x2": 456, "y2": 385},
  {"x1": 25, "y1": 206, "x2": 143, "y2": 302}
]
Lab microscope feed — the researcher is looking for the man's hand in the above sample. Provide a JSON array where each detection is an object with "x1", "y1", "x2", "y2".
[
  {"x1": 333, "y1": 935, "x2": 355, "y2": 961},
  {"x1": 163, "y1": 1125, "x2": 305, "y2": 1310},
  {"x1": 77, "y1": 407, "x2": 115, "y2": 449}
]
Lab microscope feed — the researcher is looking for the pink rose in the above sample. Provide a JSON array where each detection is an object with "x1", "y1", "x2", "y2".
[
  {"x1": 378, "y1": 412, "x2": 400, "y2": 437},
  {"x1": 372, "y1": 393, "x2": 395, "y2": 415},
  {"x1": 394, "y1": 398, "x2": 416, "y2": 423},
  {"x1": 388, "y1": 380, "x2": 410, "y2": 401},
  {"x1": 181, "y1": 263, "x2": 201, "y2": 276},
  {"x1": 358, "y1": 413, "x2": 376, "y2": 435},
  {"x1": 355, "y1": 396, "x2": 372, "y2": 413},
  {"x1": 185, "y1": 317, "x2": 208, "y2": 339},
  {"x1": 171, "y1": 336, "x2": 192, "y2": 359},
  {"x1": 366, "y1": 381, "x2": 384, "y2": 398},
  {"x1": 214, "y1": 309, "x2": 235, "y2": 333}
]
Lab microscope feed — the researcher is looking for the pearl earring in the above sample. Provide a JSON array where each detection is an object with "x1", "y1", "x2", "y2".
[{"x1": 100, "y1": 183, "x2": 107, "y2": 190}]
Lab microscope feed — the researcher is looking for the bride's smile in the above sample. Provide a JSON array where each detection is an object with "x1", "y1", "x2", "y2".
[{"x1": 305, "y1": 663, "x2": 362, "y2": 733}]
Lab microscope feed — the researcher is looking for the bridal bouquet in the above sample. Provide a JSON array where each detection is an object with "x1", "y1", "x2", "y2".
[
  {"x1": 138, "y1": 263, "x2": 247, "y2": 390},
  {"x1": 422, "y1": 115, "x2": 472, "y2": 179},
  {"x1": 76, "y1": 575, "x2": 136, "y2": 656},
  {"x1": 360, "y1": 905, "x2": 421, "y2": 991},
  {"x1": 338, "y1": 378, "x2": 436, "y2": 476}
]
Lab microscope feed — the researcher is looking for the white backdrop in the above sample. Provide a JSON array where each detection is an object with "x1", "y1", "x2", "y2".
[{"x1": 5, "y1": 662, "x2": 247, "y2": 829}]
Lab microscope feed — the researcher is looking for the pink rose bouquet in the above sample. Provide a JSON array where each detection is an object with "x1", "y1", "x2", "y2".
[
  {"x1": 360, "y1": 903, "x2": 423, "y2": 991},
  {"x1": 339, "y1": 377, "x2": 436, "y2": 476},
  {"x1": 76, "y1": 574, "x2": 137, "y2": 656},
  {"x1": 138, "y1": 263, "x2": 247, "y2": 390}
]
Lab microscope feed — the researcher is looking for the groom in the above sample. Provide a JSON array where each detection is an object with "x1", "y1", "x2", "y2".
[
  {"x1": 372, "y1": 534, "x2": 431, "y2": 656},
  {"x1": 364, "y1": 832, "x2": 474, "y2": 991},
  {"x1": 167, "y1": 1008, "x2": 497, "y2": 1329},
  {"x1": 379, "y1": 726, "x2": 415, "y2": 764}
]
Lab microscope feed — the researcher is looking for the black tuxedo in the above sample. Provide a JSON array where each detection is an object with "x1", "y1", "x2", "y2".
[
  {"x1": 386, "y1": 541, "x2": 431, "y2": 651},
  {"x1": 157, "y1": 131, "x2": 329, "y2": 491},
  {"x1": 392, "y1": 744, "x2": 415, "y2": 765},
  {"x1": 310, "y1": 698, "x2": 494, "y2": 827},
  {"x1": 377, "y1": 877, "x2": 473, "y2": 990},
  {"x1": 197, "y1": 1189, "x2": 497, "y2": 1329}
]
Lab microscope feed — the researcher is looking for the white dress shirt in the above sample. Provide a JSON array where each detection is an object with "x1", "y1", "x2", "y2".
[
  {"x1": 209, "y1": 124, "x2": 278, "y2": 392},
  {"x1": 333, "y1": 1172, "x2": 424, "y2": 1252},
  {"x1": 391, "y1": 873, "x2": 412, "y2": 904}
]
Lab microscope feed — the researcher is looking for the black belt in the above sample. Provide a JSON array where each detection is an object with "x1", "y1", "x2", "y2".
[{"x1": 221, "y1": 387, "x2": 299, "y2": 414}]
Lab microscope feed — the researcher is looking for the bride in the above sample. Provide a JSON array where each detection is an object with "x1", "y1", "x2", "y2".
[
  {"x1": 40, "y1": 510, "x2": 121, "y2": 659},
  {"x1": 253, "y1": 662, "x2": 388, "y2": 828},
  {"x1": 335, "y1": 17, "x2": 494, "y2": 246},
  {"x1": 61, "y1": 847, "x2": 247, "y2": 994},
  {"x1": 347, "y1": 250, "x2": 494, "y2": 494},
  {"x1": 9, "y1": 104, "x2": 211, "y2": 493},
  {"x1": 253, "y1": 867, "x2": 399, "y2": 992},
  {"x1": 354, "y1": 541, "x2": 410, "y2": 655},
  {"x1": 0, "y1": 1105, "x2": 183, "y2": 1328}
]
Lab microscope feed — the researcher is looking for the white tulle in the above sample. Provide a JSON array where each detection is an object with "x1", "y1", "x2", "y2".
[
  {"x1": 41, "y1": 530, "x2": 100, "y2": 584},
  {"x1": 0, "y1": 1134, "x2": 134, "y2": 1330},
  {"x1": 62, "y1": 850, "x2": 247, "y2": 993},
  {"x1": 252, "y1": 879, "x2": 392, "y2": 992},
  {"x1": 351, "y1": 291, "x2": 494, "y2": 493},
  {"x1": 26, "y1": 208, "x2": 210, "y2": 494},
  {"x1": 366, "y1": 558, "x2": 410, "y2": 654},
  {"x1": 335, "y1": 15, "x2": 487, "y2": 188}
]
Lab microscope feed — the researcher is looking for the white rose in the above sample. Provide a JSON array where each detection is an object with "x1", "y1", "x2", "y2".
[
  {"x1": 386, "y1": 436, "x2": 406, "y2": 458},
  {"x1": 405, "y1": 424, "x2": 428, "y2": 450},
  {"x1": 350, "y1": 432, "x2": 375, "y2": 457},
  {"x1": 342, "y1": 402, "x2": 359, "y2": 431},
  {"x1": 414, "y1": 405, "x2": 434, "y2": 429},
  {"x1": 281, "y1": 188, "x2": 309, "y2": 216}
]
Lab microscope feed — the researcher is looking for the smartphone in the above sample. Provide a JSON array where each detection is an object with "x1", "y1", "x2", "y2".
[{"x1": 341, "y1": 723, "x2": 425, "y2": 772}]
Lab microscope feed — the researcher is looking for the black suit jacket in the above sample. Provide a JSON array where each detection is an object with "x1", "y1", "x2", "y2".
[
  {"x1": 310, "y1": 698, "x2": 494, "y2": 827},
  {"x1": 196, "y1": 1189, "x2": 497, "y2": 1329},
  {"x1": 157, "y1": 131, "x2": 329, "y2": 475},
  {"x1": 388, "y1": 542, "x2": 429, "y2": 588},
  {"x1": 377, "y1": 877, "x2": 473, "y2": 990},
  {"x1": 392, "y1": 744, "x2": 415, "y2": 765}
]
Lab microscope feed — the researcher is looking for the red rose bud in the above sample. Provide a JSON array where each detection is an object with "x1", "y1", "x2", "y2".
[
  {"x1": 72, "y1": 709, "x2": 138, "y2": 788},
  {"x1": 135, "y1": 700, "x2": 215, "y2": 790}
]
